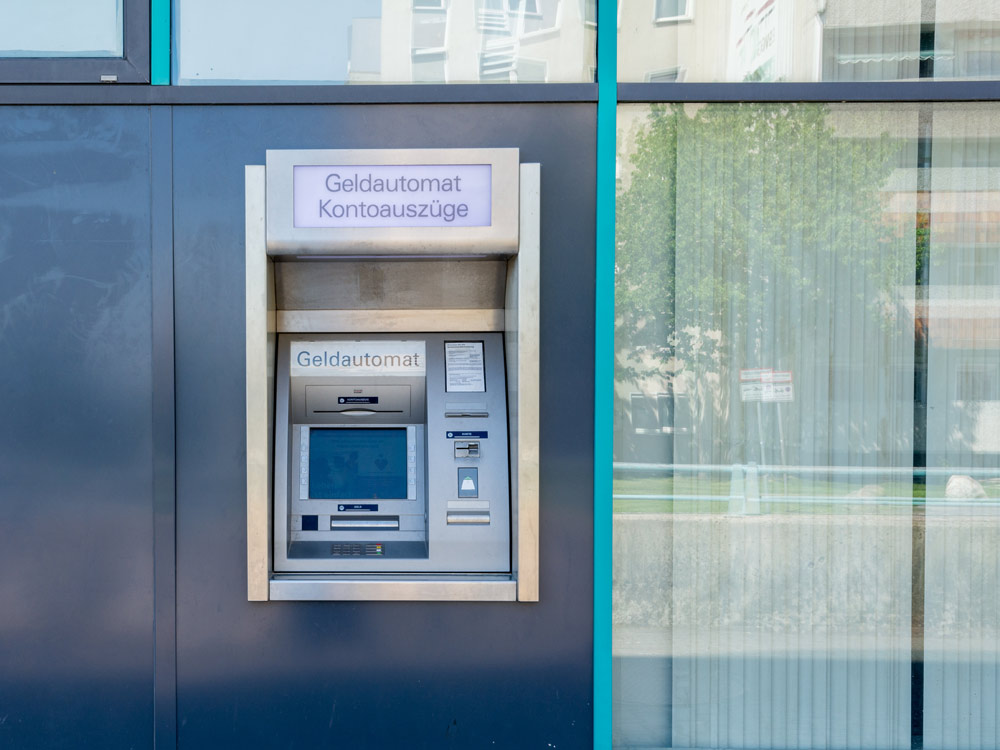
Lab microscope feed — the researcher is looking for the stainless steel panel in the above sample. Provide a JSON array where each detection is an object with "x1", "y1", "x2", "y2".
[
  {"x1": 266, "y1": 149, "x2": 520, "y2": 257},
  {"x1": 507, "y1": 163, "x2": 541, "y2": 603},
  {"x1": 269, "y1": 578, "x2": 517, "y2": 602},
  {"x1": 277, "y1": 308, "x2": 505, "y2": 333},
  {"x1": 249, "y1": 156, "x2": 537, "y2": 601},
  {"x1": 274, "y1": 259, "x2": 508, "y2": 310},
  {"x1": 245, "y1": 165, "x2": 272, "y2": 602}
]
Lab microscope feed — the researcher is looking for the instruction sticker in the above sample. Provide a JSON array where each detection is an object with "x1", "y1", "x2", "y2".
[{"x1": 445, "y1": 341, "x2": 485, "y2": 393}]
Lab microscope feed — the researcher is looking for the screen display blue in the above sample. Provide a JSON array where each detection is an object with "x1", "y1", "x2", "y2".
[{"x1": 309, "y1": 428, "x2": 408, "y2": 500}]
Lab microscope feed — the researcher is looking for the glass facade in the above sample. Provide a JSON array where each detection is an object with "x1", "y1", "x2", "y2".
[
  {"x1": 173, "y1": 0, "x2": 596, "y2": 84},
  {"x1": 618, "y1": 0, "x2": 1000, "y2": 82},
  {"x1": 613, "y1": 101, "x2": 1000, "y2": 748},
  {"x1": 0, "y1": 0, "x2": 123, "y2": 58}
]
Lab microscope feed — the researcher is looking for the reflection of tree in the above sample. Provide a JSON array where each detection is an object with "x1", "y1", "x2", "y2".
[{"x1": 616, "y1": 103, "x2": 909, "y2": 456}]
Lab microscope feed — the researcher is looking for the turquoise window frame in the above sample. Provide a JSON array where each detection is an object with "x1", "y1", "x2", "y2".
[
  {"x1": 151, "y1": 0, "x2": 170, "y2": 84},
  {"x1": 593, "y1": 0, "x2": 616, "y2": 747}
]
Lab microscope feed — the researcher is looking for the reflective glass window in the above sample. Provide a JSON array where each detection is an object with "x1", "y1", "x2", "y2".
[
  {"x1": 173, "y1": 0, "x2": 596, "y2": 84},
  {"x1": 0, "y1": 0, "x2": 123, "y2": 58},
  {"x1": 614, "y1": 102, "x2": 1000, "y2": 749},
  {"x1": 618, "y1": 0, "x2": 1000, "y2": 82}
]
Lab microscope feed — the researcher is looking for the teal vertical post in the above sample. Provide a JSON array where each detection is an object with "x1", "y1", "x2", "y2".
[
  {"x1": 151, "y1": 0, "x2": 170, "y2": 84},
  {"x1": 593, "y1": 0, "x2": 616, "y2": 747}
]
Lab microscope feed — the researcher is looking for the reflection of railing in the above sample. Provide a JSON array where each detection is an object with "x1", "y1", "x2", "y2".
[
  {"x1": 479, "y1": 41, "x2": 518, "y2": 79},
  {"x1": 477, "y1": 8, "x2": 509, "y2": 32},
  {"x1": 613, "y1": 462, "x2": 1000, "y2": 508}
]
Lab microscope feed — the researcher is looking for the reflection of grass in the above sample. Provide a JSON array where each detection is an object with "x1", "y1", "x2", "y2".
[{"x1": 611, "y1": 474, "x2": 949, "y2": 514}]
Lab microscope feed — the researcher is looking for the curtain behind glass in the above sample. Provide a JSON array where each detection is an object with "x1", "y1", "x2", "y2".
[
  {"x1": 614, "y1": 103, "x2": 919, "y2": 748},
  {"x1": 923, "y1": 104, "x2": 1000, "y2": 750}
]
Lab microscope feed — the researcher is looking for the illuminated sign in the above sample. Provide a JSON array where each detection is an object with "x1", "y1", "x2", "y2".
[
  {"x1": 293, "y1": 164, "x2": 492, "y2": 229},
  {"x1": 265, "y1": 148, "x2": 519, "y2": 256}
]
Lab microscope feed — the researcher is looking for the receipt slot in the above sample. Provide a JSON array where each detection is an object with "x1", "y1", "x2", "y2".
[{"x1": 246, "y1": 149, "x2": 539, "y2": 601}]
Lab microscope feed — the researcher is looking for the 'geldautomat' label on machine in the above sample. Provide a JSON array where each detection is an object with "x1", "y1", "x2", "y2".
[{"x1": 291, "y1": 340, "x2": 426, "y2": 376}]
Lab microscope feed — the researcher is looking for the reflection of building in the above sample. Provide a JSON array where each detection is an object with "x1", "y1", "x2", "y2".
[
  {"x1": 349, "y1": 0, "x2": 596, "y2": 83},
  {"x1": 617, "y1": 0, "x2": 826, "y2": 82},
  {"x1": 823, "y1": 0, "x2": 1000, "y2": 80},
  {"x1": 902, "y1": 287, "x2": 1000, "y2": 456},
  {"x1": 618, "y1": 0, "x2": 1000, "y2": 82},
  {"x1": 614, "y1": 102, "x2": 1000, "y2": 473}
]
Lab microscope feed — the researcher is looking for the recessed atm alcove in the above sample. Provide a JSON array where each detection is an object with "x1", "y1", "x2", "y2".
[{"x1": 246, "y1": 149, "x2": 539, "y2": 602}]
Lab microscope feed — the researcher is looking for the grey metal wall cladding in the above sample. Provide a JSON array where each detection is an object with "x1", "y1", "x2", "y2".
[
  {"x1": 172, "y1": 104, "x2": 595, "y2": 747},
  {"x1": 0, "y1": 107, "x2": 154, "y2": 748},
  {"x1": 0, "y1": 102, "x2": 595, "y2": 748}
]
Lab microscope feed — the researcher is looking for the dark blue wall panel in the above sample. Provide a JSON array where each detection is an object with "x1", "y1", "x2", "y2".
[
  {"x1": 171, "y1": 104, "x2": 595, "y2": 748},
  {"x1": 0, "y1": 107, "x2": 154, "y2": 749}
]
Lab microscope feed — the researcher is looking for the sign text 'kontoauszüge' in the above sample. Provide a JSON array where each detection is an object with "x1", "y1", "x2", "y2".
[{"x1": 293, "y1": 164, "x2": 492, "y2": 229}]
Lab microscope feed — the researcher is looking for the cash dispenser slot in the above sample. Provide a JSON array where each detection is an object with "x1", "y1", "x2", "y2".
[
  {"x1": 306, "y1": 385, "x2": 410, "y2": 420},
  {"x1": 331, "y1": 516, "x2": 400, "y2": 530}
]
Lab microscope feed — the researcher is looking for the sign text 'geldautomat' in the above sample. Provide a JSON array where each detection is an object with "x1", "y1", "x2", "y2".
[
  {"x1": 293, "y1": 164, "x2": 492, "y2": 229},
  {"x1": 290, "y1": 341, "x2": 427, "y2": 376}
]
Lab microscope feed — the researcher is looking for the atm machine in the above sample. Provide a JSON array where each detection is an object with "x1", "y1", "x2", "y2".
[{"x1": 245, "y1": 149, "x2": 539, "y2": 601}]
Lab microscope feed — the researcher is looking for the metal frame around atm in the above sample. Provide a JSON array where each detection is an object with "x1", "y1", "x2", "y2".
[{"x1": 245, "y1": 150, "x2": 540, "y2": 602}]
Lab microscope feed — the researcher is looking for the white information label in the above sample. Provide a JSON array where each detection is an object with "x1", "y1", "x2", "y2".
[
  {"x1": 740, "y1": 368, "x2": 773, "y2": 382},
  {"x1": 293, "y1": 164, "x2": 492, "y2": 229},
  {"x1": 762, "y1": 383, "x2": 795, "y2": 402},
  {"x1": 761, "y1": 370, "x2": 793, "y2": 383},
  {"x1": 290, "y1": 341, "x2": 426, "y2": 377},
  {"x1": 445, "y1": 341, "x2": 486, "y2": 393}
]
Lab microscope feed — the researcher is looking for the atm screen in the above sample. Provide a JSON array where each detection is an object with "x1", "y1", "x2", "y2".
[{"x1": 308, "y1": 428, "x2": 408, "y2": 500}]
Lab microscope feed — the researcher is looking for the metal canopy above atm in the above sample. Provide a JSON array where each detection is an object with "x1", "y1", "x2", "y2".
[{"x1": 265, "y1": 148, "x2": 520, "y2": 257}]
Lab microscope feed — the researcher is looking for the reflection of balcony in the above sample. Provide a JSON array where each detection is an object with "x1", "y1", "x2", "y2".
[
  {"x1": 478, "y1": 8, "x2": 509, "y2": 32},
  {"x1": 899, "y1": 285, "x2": 1000, "y2": 348},
  {"x1": 480, "y1": 40, "x2": 518, "y2": 79}
]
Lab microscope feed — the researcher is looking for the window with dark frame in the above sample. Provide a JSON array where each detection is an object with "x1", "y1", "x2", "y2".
[{"x1": 0, "y1": 0, "x2": 148, "y2": 83}]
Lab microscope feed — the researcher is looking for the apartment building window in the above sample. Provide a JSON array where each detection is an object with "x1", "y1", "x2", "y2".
[
  {"x1": 0, "y1": 0, "x2": 148, "y2": 83},
  {"x1": 653, "y1": 0, "x2": 690, "y2": 23}
]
